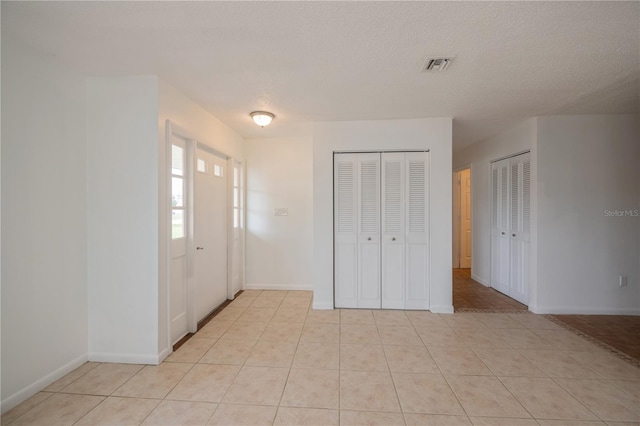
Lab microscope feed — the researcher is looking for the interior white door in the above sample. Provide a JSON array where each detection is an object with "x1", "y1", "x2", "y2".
[
  {"x1": 170, "y1": 136, "x2": 189, "y2": 344},
  {"x1": 460, "y1": 168, "x2": 472, "y2": 269},
  {"x1": 404, "y1": 152, "x2": 430, "y2": 310},
  {"x1": 509, "y1": 153, "x2": 531, "y2": 304},
  {"x1": 357, "y1": 154, "x2": 381, "y2": 308},
  {"x1": 195, "y1": 146, "x2": 228, "y2": 321},
  {"x1": 334, "y1": 153, "x2": 381, "y2": 308},
  {"x1": 490, "y1": 153, "x2": 530, "y2": 305},
  {"x1": 335, "y1": 151, "x2": 429, "y2": 310},
  {"x1": 491, "y1": 158, "x2": 510, "y2": 295},
  {"x1": 334, "y1": 154, "x2": 359, "y2": 308},
  {"x1": 381, "y1": 153, "x2": 405, "y2": 309}
]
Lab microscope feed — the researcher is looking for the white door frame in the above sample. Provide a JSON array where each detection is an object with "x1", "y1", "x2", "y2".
[
  {"x1": 166, "y1": 121, "x2": 198, "y2": 345},
  {"x1": 165, "y1": 120, "x2": 242, "y2": 352}
]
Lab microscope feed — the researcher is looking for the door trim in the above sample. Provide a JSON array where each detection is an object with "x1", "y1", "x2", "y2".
[
  {"x1": 166, "y1": 121, "x2": 197, "y2": 347},
  {"x1": 164, "y1": 120, "x2": 243, "y2": 353}
]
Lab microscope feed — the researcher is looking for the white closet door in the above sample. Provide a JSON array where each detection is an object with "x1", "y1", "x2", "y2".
[
  {"x1": 490, "y1": 158, "x2": 511, "y2": 296},
  {"x1": 381, "y1": 153, "x2": 405, "y2": 309},
  {"x1": 404, "y1": 152, "x2": 430, "y2": 310},
  {"x1": 334, "y1": 154, "x2": 358, "y2": 308},
  {"x1": 335, "y1": 151, "x2": 429, "y2": 311},
  {"x1": 509, "y1": 153, "x2": 530, "y2": 304},
  {"x1": 357, "y1": 154, "x2": 381, "y2": 308}
]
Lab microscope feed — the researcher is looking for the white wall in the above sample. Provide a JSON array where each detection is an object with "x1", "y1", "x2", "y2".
[
  {"x1": 453, "y1": 119, "x2": 537, "y2": 290},
  {"x1": 1, "y1": 37, "x2": 88, "y2": 411},
  {"x1": 313, "y1": 118, "x2": 453, "y2": 312},
  {"x1": 536, "y1": 115, "x2": 640, "y2": 314},
  {"x1": 87, "y1": 76, "x2": 160, "y2": 364},
  {"x1": 157, "y1": 80, "x2": 245, "y2": 357},
  {"x1": 244, "y1": 136, "x2": 314, "y2": 290}
]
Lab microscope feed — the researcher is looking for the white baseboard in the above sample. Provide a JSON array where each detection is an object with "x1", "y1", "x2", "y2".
[
  {"x1": 430, "y1": 305, "x2": 454, "y2": 314},
  {"x1": 531, "y1": 306, "x2": 640, "y2": 315},
  {"x1": 471, "y1": 274, "x2": 490, "y2": 287},
  {"x1": 1, "y1": 353, "x2": 88, "y2": 414},
  {"x1": 312, "y1": 301, "x2": 335, "y2": 310},
  {"x1": 88, "y1": 352, "x2": 160, "y2": 365},
  {"x1": 244, "y1": 283, "x2": 313, "y2": 291},
  {"x1": 158, "y1": 346, "x2": 172, "y2": 363}
]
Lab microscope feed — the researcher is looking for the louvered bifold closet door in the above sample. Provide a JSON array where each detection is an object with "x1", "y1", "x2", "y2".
[
  {"x1": 357, "y1": 154, "x2": 382, "y2": 308},
  {"x1": 334, "y1": 153, "x2": 381, "y2": 308},
  {"x1": 334, "y1": 154, "x2": 359, "y2": 308},
  {"x1": 490, "y1": 158, "x2": 511, "y2": 296},
  {"x1": 381, "y1": 153, "x2": 405, "y2": 309},
  {"x1": 404, "y1": 152, "x2": 430, "y2": 309},
  {"x1": 509, "y1": 152, "x2": 530, "y2": 304}
]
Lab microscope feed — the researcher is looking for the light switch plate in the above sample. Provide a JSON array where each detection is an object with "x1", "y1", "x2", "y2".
[{"x1": 274, "y1": 208, "x2": 288, "y2": 216}]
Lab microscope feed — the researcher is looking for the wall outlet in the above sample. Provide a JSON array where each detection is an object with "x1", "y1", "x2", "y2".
[{"x1": 619, "y1": 275, "x2": 628, "y2": 287}]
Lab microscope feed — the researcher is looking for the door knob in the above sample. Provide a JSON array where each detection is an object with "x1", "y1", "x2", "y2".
[
  {"x1": 392, "y1": 237, "x2": 396, "y2": 241},
  {"x1": 367, "y1": 237, "x2": 371, "y2": 241},
  {"x1": 196, "y1": 247, "x2": 204, "y2": 250},
  {"x1": 501, "y1": 232, "x2": 505, "y2": 235},
  {"x1": 512, "y1": 234, "x2": 516, "y2": 237}
]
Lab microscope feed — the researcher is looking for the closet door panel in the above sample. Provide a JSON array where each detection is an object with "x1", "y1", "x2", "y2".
[
  {"x1": 334, "y1": 151, "x2": 431, "y2": 311},
  {"x1": 509, "y1": 153, "x2": 530, "y2": 305},
  {"x1": 381, "y1": 153, "x2": 405, "y2": 309},
  {"x1": 491, "y1": 158, "x2": 511, "y2": 296},
  {"x1": 334, "y1": 154, "x2": 358, "y2": 308},
  {"x1": 357, "y1": 154, "x2": 381, "y2": 308},
  {"x1": 405, "y1": 152, "x2": 430, "y2": 310}
]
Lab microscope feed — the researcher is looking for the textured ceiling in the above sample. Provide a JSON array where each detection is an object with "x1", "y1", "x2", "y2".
[{"x1": 2, "y1": 1, "x2": 638, "y2": 149}]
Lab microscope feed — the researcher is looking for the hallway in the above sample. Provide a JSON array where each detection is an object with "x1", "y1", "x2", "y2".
[{"x1": 453, "y1": 269, "x2": 527, "y2": 312}]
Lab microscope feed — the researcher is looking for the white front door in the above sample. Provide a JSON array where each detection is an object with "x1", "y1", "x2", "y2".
[
  {"x1": 231, "y1": 162, "x2": 244, "y2": 297},
  {"x1": 459, "y1": 168, "x2": 472, "y2": 269},
  {"x1": 194, "y1": 146, "x2": 228, "y2": 321},
  {"x1": 170, "y1": 136, "x2": 190, "y2": 344}
]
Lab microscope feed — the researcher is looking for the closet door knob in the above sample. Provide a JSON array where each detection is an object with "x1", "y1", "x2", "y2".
[
  {"x1": 501, "y1": 232, "x2": 506, "y2": 235},
  {"x1": 512, "y1": 234, "x2": 516, "y2": 237},
  {"x1": 392, "y1": 237, "x2": 396, "y2": 241},
  {"x1": 367, "y1": 237, "x2": 372, "y2": 241}
]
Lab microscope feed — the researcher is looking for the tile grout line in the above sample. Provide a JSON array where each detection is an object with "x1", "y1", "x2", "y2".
[
  {"x1": 377, "y1": 312, "x2": 410, "y2": 423},
  {"x1": 426, "y1": 319, "x2": 473, "y2": 422},
  {"x1": 186, "y1": 295, "x2": 249, "y2": 424},
  {"x1": 547, "y1": 375, "x2": 611, "y2": 423},
  {"x1": 204, "y1": 292, "x2": 257, "y2": 422},
  {"x1": 273, "y1": 299, "x2": 307, "y2": 419}
]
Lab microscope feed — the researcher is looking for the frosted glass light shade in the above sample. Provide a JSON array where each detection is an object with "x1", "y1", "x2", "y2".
[{"x1": 250, "y1": 111, "x2": 274, "y2": 127}]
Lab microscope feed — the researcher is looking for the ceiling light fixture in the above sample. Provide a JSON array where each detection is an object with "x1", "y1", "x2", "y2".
[{"x1": 250, "y1": 111, "x2": 275, "y2": 127}]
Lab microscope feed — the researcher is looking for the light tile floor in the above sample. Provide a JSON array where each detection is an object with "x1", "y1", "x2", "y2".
[{"x1": 3, "y1": 290, "x2": 639, "y2": 425}]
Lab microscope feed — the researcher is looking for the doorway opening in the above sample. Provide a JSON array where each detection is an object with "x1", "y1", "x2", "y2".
[
  {"x1": 452, "y1": 167, "x2": 526, "y2": 312},
  {"x1": 165, "y1": 120, "x2": 244, "y2": 351},
  {"x1": 453, "y1": 168, "x2": 472, "y2": 269}
]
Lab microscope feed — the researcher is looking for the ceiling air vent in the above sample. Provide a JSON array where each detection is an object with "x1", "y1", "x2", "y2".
[{"x1": 422, "y1": 57, "x2": 453, "y2": 72}]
